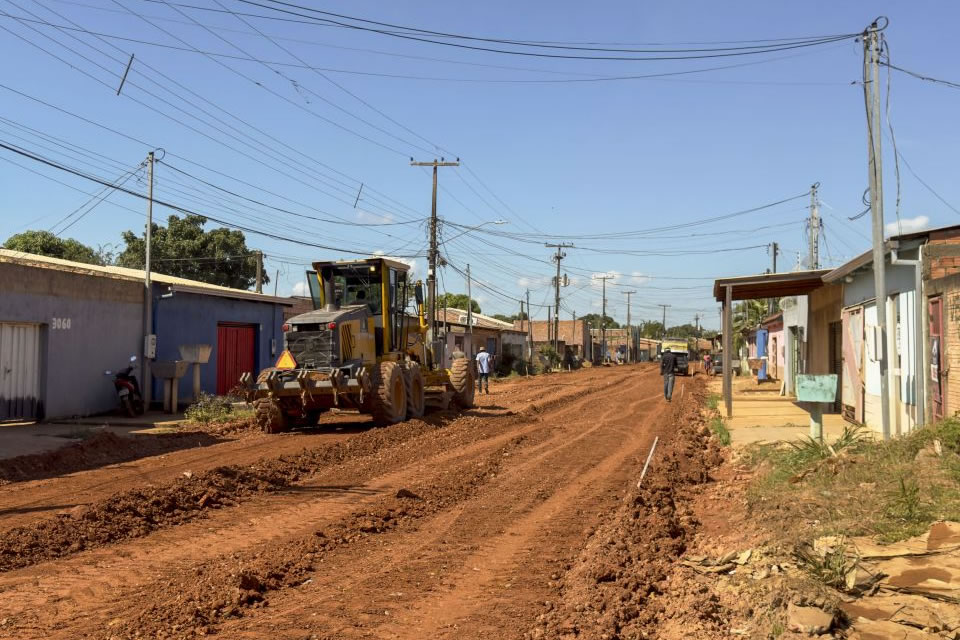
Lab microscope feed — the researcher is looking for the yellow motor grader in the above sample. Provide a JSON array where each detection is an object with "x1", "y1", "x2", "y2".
[{"x1": 241, "y1": 257, "x2": 475, "y2": 433}]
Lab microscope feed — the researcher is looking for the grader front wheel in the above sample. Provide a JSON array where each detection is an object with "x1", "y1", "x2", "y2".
[
  {"x1": 450, "y1": 357, "x2": 475, "y2": 409},
  {"x1": 405, "y1": 363, "x2": 425, "y2": 419},
  {"x1": 254, "y1": 396, "x2": 289, "y2": 434},
  {"x1": 371, "y1": 361, "x2": 408, "y2": 425}
]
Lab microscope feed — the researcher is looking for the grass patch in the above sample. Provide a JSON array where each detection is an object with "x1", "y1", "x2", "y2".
[
  {"x1": 709, "y1": 416, "x2": 731, "y2": 446},
  {"x1": 706, "y1": 392, "x2": 721, "y2": 410},
  {"x1": 745, "y1": 418, "x2": 960, "y2": 544},
  {"x1": 184, "y1": 393, "x2": 246, "y2": 425}
]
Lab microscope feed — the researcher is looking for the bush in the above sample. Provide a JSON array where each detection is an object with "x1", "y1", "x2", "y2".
[
  {"x1": 184, "y1": 393, "x2": 234, "y2": 425},
  {"x1": 537, "y1": 345, "x2": 560, "y2": 370},
  {"x1": 709, "y1": 416, "x2": 731, "y2": 446}
]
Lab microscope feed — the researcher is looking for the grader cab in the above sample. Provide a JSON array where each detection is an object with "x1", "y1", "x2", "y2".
[{"x1": 243, "y1": 257, "x2": 474, "y2": 433}]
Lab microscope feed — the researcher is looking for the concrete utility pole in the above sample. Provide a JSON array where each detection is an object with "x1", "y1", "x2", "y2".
[
  {"x1": 546, "y1": 243, "x2": 573, "y2": 354},
  {"x1": 410, "y1": 158, "x2": 459, "y2": 366},
  {"x1": 694, "y1": 313, "x2": 701, "y2": 336},
  {"x1": 768, "y1": 242, "x2": 779, "y2": 314},
  {"x1": 658, "y1": 304, "x2": 671, "y2": 339},
  {"x1": 143, "y1": 150, "x2": 154, "y2": 408},
  {"x1": 808, "y1": 183, "x2": 820, "y2": 269},
  {"x1": 593, "y1": 274, "x2": 614, "y2": 362},
  {"x1": 255, "y1": 250, "x2": 263, "y2": 294},
  {"x1": 863, "y1": 20, "x2": 891, "y2": 439},
  {"x1": 622, "y1": 290, "x2": 636, "y2": 363},
  {"x1": 466, "y1": 263, "x2": 473, "y2": 337},
  {"x1": 526, "y1": 289, "x2": 532, "y2": 363}
]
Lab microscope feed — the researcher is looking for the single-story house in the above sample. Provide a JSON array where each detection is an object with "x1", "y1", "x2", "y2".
[
  {"x1": 0, "y1": 249, "x2": 291, "y2": 420},
  {"x1": 436, "y1": 309, "x2": 526, "y2": 371}
]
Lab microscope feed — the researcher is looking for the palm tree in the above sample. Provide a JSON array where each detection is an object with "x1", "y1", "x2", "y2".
[{"x1": 733, "y1": 299, "x2": 769, "y2": 354}]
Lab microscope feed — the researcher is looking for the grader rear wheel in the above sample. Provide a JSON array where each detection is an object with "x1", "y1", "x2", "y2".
[
  {"x1": 254, "y1": 396, "x2": 289, "y2": 434},
  {"x1": 449, "y1": 356, "x2": 475, "y2": 409},
  {"x1": 404, "y1": 363, "x2": 425, "y2": 419},
  {"x1": 371, "y1": 361, "x2": 407, "y2": 425}
]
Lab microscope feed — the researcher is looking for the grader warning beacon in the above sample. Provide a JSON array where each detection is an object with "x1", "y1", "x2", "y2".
[{"x1": 242, "y1": 258, "x2": 475, "y2": 433}]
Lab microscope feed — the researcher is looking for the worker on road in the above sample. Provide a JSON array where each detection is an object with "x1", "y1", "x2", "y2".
[
  {"x1": 476, "y1": 346, "x2": 492, "y2": 394},
  {"x1": 661, "y1": 347, "x2": 677, "y2": 402}
]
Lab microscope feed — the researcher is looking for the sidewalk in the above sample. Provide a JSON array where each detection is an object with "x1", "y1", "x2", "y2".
[
  {"x1": 0, "y1": 411, "x2": 186, "y2": 460},
  {"x1": 707, "y1": 378, "x2": 851, "y2": 446}
]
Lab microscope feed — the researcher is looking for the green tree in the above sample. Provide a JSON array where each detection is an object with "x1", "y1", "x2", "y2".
[
  {"x1": 116, "y1": 214, "x2": 267, "y2": 290},
  {"x1": 4, "y1": 230, "x2": 105, "y2": 265},
  {"x1": 437, "y1": 292, "x2": 480, "y2": 314},
  {"x1": 666, "y1": 323, "x2": 699, "y2": 338},
  {"x1": 638, "y1": 320, "x2": 665, "y2": 338},
  {"x1": 492, "y1": 311, "x2": 528, "y2": 323},
  {"x1": 580, "y1": 313, "x2": 619, "y2": 329},
  {"x1": 733, "y1": 299, "x2": 769, "y2": 352}
]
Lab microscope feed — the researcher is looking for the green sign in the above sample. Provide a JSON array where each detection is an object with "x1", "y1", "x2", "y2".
[{"x1": 796, "y1": 374, "x2": 838, "y2": 403}]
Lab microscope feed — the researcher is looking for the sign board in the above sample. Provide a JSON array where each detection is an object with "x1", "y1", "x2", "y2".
[{"x1": 796, "y1": 374, "x2": 838, "y2": 403}]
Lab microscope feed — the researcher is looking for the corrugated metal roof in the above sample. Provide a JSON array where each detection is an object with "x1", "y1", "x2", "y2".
[
  {"x1": 436, "y1": 308, "x2": 524, "y2": 332},
  {"x1": 0, "y1": 249, "x2": 293, "y2": 305}
]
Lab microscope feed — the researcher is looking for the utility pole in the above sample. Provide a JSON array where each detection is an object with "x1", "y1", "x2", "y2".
[
  {"x1": 863, "y1": 20, "x2": 891, "y2": 440},
  {"x1": 694, "y1": 313, "x2": 701, "y2": 337},
  {"x1": 143, "y1": 150, "x2": 154, "y2": 409},
  {"x1": 593, "y1": 274, "x2": 614, "y2": 363},
  {"x1": 808, "y1": 183, "x2": 820, "y2": 269},
  {"x1": 410, "y1": 157, "x2": 459, "y2": 366},
  {"x1": 547, "y1": 305, "x2": 552, "y2": 345},
  {"x1": 768, "y1": 242, "x2": 779, "y2": 314},
  {"x1": 622, "y1": 290, "x2": 636, "y2": 363},
  {"x1": 658, "y1": 304, "x2": 671, "y2": 340},
  {"x1": 546, "y1": 243, "x2": 573, "y2": 354},
  {"x1": 466, "y1": 263, "x2": 473, "y2": 338},
  {"x1": 255, "y1": 250, "x2": 263, "y2": 294},
  {"x1": 526, "y1": 290, "x2": 533, "y2": 370}
]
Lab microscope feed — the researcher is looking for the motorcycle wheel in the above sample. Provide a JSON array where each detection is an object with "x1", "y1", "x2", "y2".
[
  {"x1": 121, "y1": 395, "x2": 136, "y2": 418},
  {"x1": 133, "y1": 395, "x2": 145, "y2": 416}
]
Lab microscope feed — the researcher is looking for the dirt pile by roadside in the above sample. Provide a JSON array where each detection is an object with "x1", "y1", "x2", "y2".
[
  {"x1": 0, "y1": 417, "x2": 445, "y2": 572},
  {"x1": 0, "y1": 431, "x2": 224, "y2": 485},
  {"x1": 527, "y1": 382, "x2": 724, "y2": 640},
  {"x1": 101, "y1": 437, "x2": 525, "y2": 640}
]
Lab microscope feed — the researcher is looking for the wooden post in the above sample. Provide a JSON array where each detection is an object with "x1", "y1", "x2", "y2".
[{"x1": 723, "y1": 285, "x2": 733, "y2": 418}]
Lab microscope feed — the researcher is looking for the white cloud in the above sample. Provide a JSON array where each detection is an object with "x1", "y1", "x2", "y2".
[
  {"x1": 356, "y1": 209, "x2": 395, "y2": 224},
  {"x1": 630, "y1": 271, "x2": 652, "y2": 286},
  {"x1": 886, "y1": 215, "x2": 930, "y2": 237},
  {"x1": 292, "y1": 281, "x2": 309, "y2": 296}
]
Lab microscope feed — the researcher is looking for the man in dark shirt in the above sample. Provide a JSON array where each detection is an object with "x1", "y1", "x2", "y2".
[{"x1": 660, "y1": 347, "x2": 677, "y2": 402}]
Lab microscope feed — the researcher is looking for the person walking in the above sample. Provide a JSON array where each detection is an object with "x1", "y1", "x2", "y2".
[
  {"x1": 661, "y1": 346, "x2": 677, "y2": 402},
  {"x1": 475, "y1": 346, "x2": 492, "y2": 394}
]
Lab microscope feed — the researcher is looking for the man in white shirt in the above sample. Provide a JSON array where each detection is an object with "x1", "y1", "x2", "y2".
[{"x1": 475, "y1": 346, "x2": 492, "y2": 394}]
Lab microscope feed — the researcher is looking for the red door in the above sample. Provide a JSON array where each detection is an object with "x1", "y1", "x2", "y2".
[
  {"x1": 217, "y1": 324, "x2": 256, "y2": 396},
  {"x1": 930, "y1": 297, "x2": 944, "y2": 419}
]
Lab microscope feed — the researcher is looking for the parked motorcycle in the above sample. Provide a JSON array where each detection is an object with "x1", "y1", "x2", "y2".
[{"x1": 105, "y1": 356, "x2": 144, "y2": 417}]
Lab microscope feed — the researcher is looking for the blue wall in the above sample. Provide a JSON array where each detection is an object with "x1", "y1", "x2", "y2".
[{"x1": 152, "y1": 288, "x2": 284, "y2": 404}]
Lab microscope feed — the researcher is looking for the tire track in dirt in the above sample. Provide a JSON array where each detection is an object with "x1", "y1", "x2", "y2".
[
  {"x1": 0, "y1": 366, "x2": 654, "y2": 638},
  {"x1": 212, "y1": 373, "x2": 672, "y2": 639}
]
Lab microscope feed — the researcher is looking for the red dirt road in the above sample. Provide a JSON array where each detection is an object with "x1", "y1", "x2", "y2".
[{"x1": 0, "y1": 365, "x2": 712, "y2": 640}]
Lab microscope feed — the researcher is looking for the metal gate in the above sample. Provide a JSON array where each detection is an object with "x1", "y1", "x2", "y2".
[
  {"x1": 217, "y1": 324, "x2": 256, "y2": 396},
  {"x1": 0, "y1": 323, "x2": 42, "y2": 420},
  {"x1": 930, "y1": 297, "x2": 944, "y2": 420}
]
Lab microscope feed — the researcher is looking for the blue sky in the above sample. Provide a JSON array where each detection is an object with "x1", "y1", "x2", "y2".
[{"x1": 1, "y1": 0, "x2": 959, "y2": 329}]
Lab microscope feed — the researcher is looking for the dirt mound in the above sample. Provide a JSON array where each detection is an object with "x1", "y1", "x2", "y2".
[
  {"x1": 527, "y1": 382, "x2": 724, "y2": 639},
  {"x1": 0, "y1": 430, "x2": 223, "y2": 485},
  {"x1": 100, "y1": 439, "x2": 519, "y2": 640},
  {"x1": 0, "y1": 417, "x2": 452, "y2": 572}
]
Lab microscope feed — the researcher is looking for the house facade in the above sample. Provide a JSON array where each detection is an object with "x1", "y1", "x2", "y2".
[{"x1": 0, "y1": 249, "x2": 290, "y2": 419}]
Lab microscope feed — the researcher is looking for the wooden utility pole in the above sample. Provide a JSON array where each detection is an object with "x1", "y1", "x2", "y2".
[
  {"x1": 410, "y1": 158, "x2": 459, "y2": 366},
  {"x1": 143, "y1": 150, "x2": 154, "y2": 408},
  {"x1": 546, "y1": 243, "x2": 573, "y2": 354},
  {"x1": 465, "y1": 263, "x2": 473, "y2": 338},
  {"x1": 547, "y1": 305, "x2": 552, "y2": 345},
  {"x1": 255, "y1": 251, "x2": 263, "y2": 294},
  {"x1": 622, "y1": 290, "x2": 636, "y2": 363},
  {"x1": 658, "y1": 304, "x2": 671, "y2": 339},
  {"x1": 526, "y1": 289, "x2": 533, "y2": 367},
  {"x1": 593, "y1": 274, "x2": 614, "y2": 362},
  {"x1": 768, "y1": 242, "x2": 779, "y2": 314},
  {"x1": 863, "y1": 20, "x2": 891, "y2": 440}
]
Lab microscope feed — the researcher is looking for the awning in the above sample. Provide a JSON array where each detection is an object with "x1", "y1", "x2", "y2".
[{"x1": 713, "y1": 269, "x2": 831, "y2": 302}]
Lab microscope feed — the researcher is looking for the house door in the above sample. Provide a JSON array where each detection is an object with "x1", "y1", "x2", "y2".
[
  {"x1": 217, "y1": 324, "x2": 256, "y2": 396},
  {"x1": 829, "y1": 321, "x2": 843, "y2": 413},
  {"x1": 841, "y1": 307, "x2": 864, "y2": 423},
  {"x1": 0, "y1": 323, "x2": 43, "y2": 420},
  {"x1": 930, "y1": 297, "x2": 944, "y2": 420}
]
